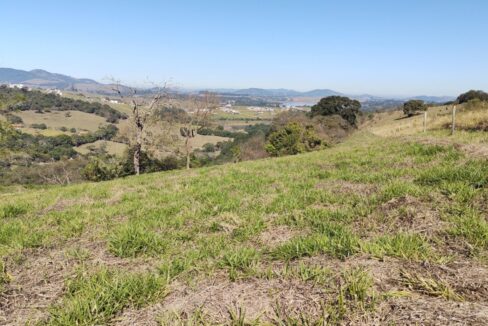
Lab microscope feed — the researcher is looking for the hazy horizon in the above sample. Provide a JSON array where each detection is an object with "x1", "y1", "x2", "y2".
[{"x1": 1, "y1": 1, "x2": 487, "y2": 97}]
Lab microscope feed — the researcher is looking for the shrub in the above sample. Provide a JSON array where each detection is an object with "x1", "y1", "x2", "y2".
[
  {"x1": 202, "y1": 143, "x2": 216, "y2": 152},
  {"x1": 311, "y1": 96, "x2": 361, "y2": 126},
  {"x1": 265, "y1": 122, "x2": 322, "y2": 156},
  {"x1": 403, "y1": 100, "x2": 427, "y2": 117},
  {"x1": 31, "y1": 123, "x2": 47, "y2": 130},
  {"x1": 5, "y1": 114, "x2": 23, "y2": 124},
  {"x1": 457, "y1": 90, "x2": 488, "y2": 104}
]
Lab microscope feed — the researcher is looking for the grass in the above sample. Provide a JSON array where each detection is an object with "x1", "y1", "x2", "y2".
[
  {"x1": 400, "y1": 270, "x2": 463, "y2": 301},
  {"x1": 16, "y1": 110, "x2": 108, "y2": 132},
  {"x1": 1, "y1": 130, "x2": 488, "y2": 323},
  {"x1": 363, "y1": 233, "x2": 431, "y2": 261},
  {"x1": 46, "y1": 268, "x2": 167, "y2": 325},
  {"x1": 108, "y1": 222, "x2": 168, "y2": 258}
]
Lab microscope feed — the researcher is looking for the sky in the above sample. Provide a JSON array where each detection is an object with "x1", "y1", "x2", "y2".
[{"x1": 1, "y1": 0, "x2": 487, "y2": 96}]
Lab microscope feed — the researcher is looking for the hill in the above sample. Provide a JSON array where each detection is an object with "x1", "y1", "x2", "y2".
[
  {"x1": 0, "y1": 68, "x2": 133, "y2": 94},
  {"x1": 1, "y1": 128, "x2": 488, "y2": 324}
]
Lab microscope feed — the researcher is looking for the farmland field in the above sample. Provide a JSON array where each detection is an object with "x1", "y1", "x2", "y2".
[{"x1": 16, "y1": 110, "x2": 109, "y2": 132}]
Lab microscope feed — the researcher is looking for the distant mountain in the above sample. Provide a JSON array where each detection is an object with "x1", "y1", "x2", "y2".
[
  {"x1": 0, "y1": 67, "x2": 131, "y2": 94},
  {"x1": 220, "y1": 88, "x2": 342, "y2": 98},
  {"x1": 407, "y1": 95, "x2": 454, "y2": 103},
  {"x1": 0, "y1": 68, "x2": 99, "y2": 89}
]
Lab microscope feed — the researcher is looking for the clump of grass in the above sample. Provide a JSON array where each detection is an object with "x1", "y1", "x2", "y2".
[
  {"x1": 261, "y1": 262, "x2": 332, "y2": 285},
  {"x1": 362, "y1": 233, "x2": 431, "y2": 261},
  {"x1": 272, "y1": 225, "x2": 359, "y2": 261},
  {"x1": 108, "y1": 223, "x2": 167, "y2": 258},
  {"x1": 46, "y1": 269, "x2": 167, "y2": 325},
  {"x1": 0, "y1": 260, "x2": 11, "y2": 292},
  {"x1": 221, "y1": 247, "x2": 260, "y2": 280},
  {"x1": 447, "y1": 206, "x2": 488, "y2": 251},
  {"x1": 227, "y1": 304, "x2": 261, "y2": 326},
  {"x1": 400, "y1": 270, "x2": 463, "y2": 301},
  {"x1": 0, "y1": 203, "x2": 27, "y2": 219},
  {"x1": 327, "y1": 267, "x2": 377, "y2": 324},
  {"x1": 405, "y1": 143, "x2": 449, "y2": 157},
  {"x1": 342, "y1": 267, "x2": 375, "y2": 303},
  {"x1": 159, "y1": 254, "x2": 197, "y2": 281},
  {"x1": 416, "y1": 160, "x2": 488, "y2": 187}
]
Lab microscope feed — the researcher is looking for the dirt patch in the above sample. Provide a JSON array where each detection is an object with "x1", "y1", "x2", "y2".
[
  {"x1": 116, "y1": 273, "x2": 328, "y2": 325},
  {"x1": 0, "y1": 247, "x2": 71, "y2": 325},
  {"x1": 402, "y1": 260, "x2": 488, "y2": 303},
  {"x1": 42, "y1": 197, "x2": 94, "y2": 213},
  {"x1": 315, "y1": 180, "x2": 377, "y2": 196},
  {"x1": 378, "y1": 296, "x2": 488, "y2": 325},
  {"x1": 258, "y1": 225, "x2": 302, "y2": 247},
  {"x1": 357, "y1": 195, "x2": 447, "y2": 237}
]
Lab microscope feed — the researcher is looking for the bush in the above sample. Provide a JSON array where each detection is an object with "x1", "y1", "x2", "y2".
[
  {"x1": 403, "y1": 100, "x2": 427, "y2": 117},
  {"x1": 202, "y1": 143, "x2": 216, "y2": 152},
  {"x1": 82, "y1": 160, "x2": 121, "y2": 182},
  {"x1": 311, "y1": 96, "x2": 361, "y2": 126},
  {"x1": 5, "y1": 114, "x2": 23, "y2": 124},
  {"x1": 457, "y1": 90, "x2": 488, "y2": 104},
  {"x1": 265, "y1": 122, "x2": 322, "y2": 156},
  {"x1": 31, "y1": 123, "x2": 47, "y2": 130}
]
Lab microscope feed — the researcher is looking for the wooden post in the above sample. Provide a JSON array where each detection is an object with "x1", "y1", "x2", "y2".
[
  {"x1": 451, "y1": 106, "x2": 456, "y2": 135},
  {"x1": 423, "y1": 111, "x2": 427, "y2": 133}
]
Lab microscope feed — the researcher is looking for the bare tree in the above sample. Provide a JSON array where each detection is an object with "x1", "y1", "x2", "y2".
[
  {"x1": 112, "y1": 81, "x2": 169, "y2": 175},
  {"x1": 180, "y1": 92, "x2": 219, "y2": 169}
]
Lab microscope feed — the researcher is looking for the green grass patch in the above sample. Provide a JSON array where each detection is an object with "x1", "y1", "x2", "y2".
[
  {"x1": 272, "y1": 225, "x2": 359, "y2": 261},
  {"x1": 108, "y1": 223, "x2": 167, "y2": 258},
  {"x1": 0, "y1": 203, "x2": 28, "y2": 219},
  {"x1": 362, "y1": 233, "x2": 431, "y2": 261},
  {"x1": 46, "y1": 269, "x2": 166, "y2": 325}
]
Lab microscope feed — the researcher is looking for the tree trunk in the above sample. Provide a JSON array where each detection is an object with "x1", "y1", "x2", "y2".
[
  {"x1": 185, "y1": 137, "x2": 191, "y2": 169},
  {"x1": 133, "y1": 143, "x2": 141, "y2": 175}
]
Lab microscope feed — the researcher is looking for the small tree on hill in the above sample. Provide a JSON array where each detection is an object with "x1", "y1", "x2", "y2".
[
  {"x1": 181, "y1": 92, "x2": 219, "y2": 169},
  {"x1": 456, "y1": 90, "x2": 488, "y2": 104},
  {"x1": 112, "y1": 81, "x2": 169, "y2": 175},
  {"x1": 310, "y1": 96, "x2": 361, "y2": 126},
  {"x1": 403, "y1": 100, "x2": 427, "y2": 117}
]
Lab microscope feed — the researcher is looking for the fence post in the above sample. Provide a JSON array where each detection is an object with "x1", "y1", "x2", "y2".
[
  {"x1": 423, "y1": 111, "x2": 427, "y2": 133},
  {"x1": 451, "y1": 106, "x2": 456, "y2": 135}
]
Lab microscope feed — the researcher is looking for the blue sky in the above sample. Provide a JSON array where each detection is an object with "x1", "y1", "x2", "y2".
[{"x1": 1, "y1": 0, "x2": 487, "y2": 96}]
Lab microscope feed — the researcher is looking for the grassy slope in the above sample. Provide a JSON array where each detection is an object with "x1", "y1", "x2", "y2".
[{"x1": 1, "y1": 132, "x2": 488, "y2": 324}]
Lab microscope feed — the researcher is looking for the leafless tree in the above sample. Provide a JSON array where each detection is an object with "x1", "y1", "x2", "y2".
[
  {"x1": 111, "y1": 80, "x2": 169, "y2": 175},
  {"x1": 180, "y1": 92, "x2": 219, "y2": 169}
]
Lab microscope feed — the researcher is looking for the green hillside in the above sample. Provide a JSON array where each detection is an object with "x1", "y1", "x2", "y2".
[{"x1": 1, "y1": 132, "x2": 488, "y2": 324}]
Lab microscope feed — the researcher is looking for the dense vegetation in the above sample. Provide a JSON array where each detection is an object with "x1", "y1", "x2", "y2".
[
  {"x1": 311, "y1": 96, "x2": 361, "y2": 126},
  {"x1": 0, "y1": 86, "x2": 127, "y2": 123},
  {"x1": 456, "y1": 89, "x2": 488, "y2": 104}
]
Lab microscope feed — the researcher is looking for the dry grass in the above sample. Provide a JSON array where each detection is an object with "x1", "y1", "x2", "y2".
[
  {"x1": 16, "y1": 110, "x2": 108, "y2": 132},
  {"x1": 75, "y1": 140, "x2": 128, "y2": 156}
]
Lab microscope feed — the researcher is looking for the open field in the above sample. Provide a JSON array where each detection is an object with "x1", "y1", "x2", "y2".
[
  {"x1": 15, "y1": 110, "x2": 109, "y2": 132},
  {"x1": 75, "y1": 140, "x2": 129, "y2": 157},
  {"x1": 1, "y1": 130, "x2": 488, "y2": 324}
]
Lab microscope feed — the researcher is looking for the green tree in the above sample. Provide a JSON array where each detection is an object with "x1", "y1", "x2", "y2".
[
  {"x1": 457, "y1": 90, "x2": 488, "y2": 104},
  {"x1": 265, "y1": 122, "x2": 322, "y2": 157},
  {"x1": 403, "y1": 100, "x2": 427, "y2": 117},
  {"x1": 311, "y1": 96, "x2": 361, "y2": 126}
]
